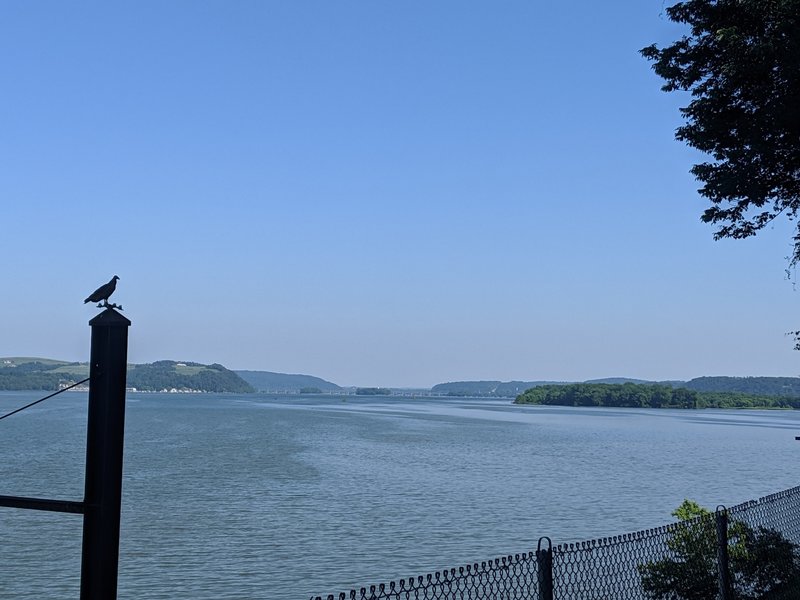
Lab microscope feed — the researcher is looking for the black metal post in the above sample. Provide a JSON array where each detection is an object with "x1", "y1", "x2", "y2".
[
  {"x1": 715, "y1": 506, "x2": 734, "y2": 600},
  {"x1": 80, "y1": 308, "x2": 131, "y2": 600},
  {"x1": 537, "y1": 537, "x2": 553, "y2": 600}
]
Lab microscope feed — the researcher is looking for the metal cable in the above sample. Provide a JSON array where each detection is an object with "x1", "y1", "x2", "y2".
[{"x1": 0, "y1": 377, "x2": 91, "y2": 422}]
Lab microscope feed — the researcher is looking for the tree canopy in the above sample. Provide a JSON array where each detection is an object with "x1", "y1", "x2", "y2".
[
  {"x1": 514, "y1": 382, "x2": 800, "y2": 409},
  {"x1": 127, "y1": 361, "x2": 255, "y2": 393},
  {"x1": 642, "y1": 0, "x2": 800, "y2": 263},
  {"x1": 639, "y1": 500, "x2": 800, "y2": 600}
]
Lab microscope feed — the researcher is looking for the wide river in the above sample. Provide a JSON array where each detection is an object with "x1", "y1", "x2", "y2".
[{"x1": 0, "y1": 391, "x2": 798, "y2": 599}]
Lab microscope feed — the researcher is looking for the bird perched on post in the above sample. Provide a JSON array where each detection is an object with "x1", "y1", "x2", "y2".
[{"x1": 84, "y1": 275, "x2": 122, "y2": 310}]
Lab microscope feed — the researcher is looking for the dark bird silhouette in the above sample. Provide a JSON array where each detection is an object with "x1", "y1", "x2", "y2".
[{"x1": 84, "y1": 275, "x2": 121, "y2": 309}]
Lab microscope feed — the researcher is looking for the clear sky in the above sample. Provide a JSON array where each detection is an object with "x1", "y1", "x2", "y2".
[{"x1": 1, "y1": 1, "x2": 797, "y2": 388}]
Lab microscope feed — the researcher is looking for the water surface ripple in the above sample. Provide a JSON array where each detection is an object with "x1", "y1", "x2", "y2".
[{"x1": 0, "y1": 392, "x2": 798, "y2": 599}]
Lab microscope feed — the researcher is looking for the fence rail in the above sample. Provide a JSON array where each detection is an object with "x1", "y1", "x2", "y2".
[{"x1": 311, "y1": 485, "x2": 800, "y2": 600}]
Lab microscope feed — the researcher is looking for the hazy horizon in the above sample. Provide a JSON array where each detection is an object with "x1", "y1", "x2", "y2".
[{"x1": 2, "y1": 352, "x2": 798, "y2": 391}]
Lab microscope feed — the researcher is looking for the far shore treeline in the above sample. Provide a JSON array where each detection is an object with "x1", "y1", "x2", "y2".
[
  {"x1": 0, "y1": 359, "x2": 254, "y2": 393},
  {"x1": 4, "y1": 356, "x2": 800, "y2": 406},
  {"x1": 514, "y1": 382, "x2": 800, "y2": 410}
]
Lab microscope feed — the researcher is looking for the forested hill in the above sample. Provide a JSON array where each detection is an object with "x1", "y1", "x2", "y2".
[
  {"x1": 235, "y1": 370, "x2": 341, "y2": 393},
  {"x1": 515, "y1": 383, "x2": 800, "y2": 410},
  {"x1": 432, "y1": 379, "x2": 675, "y2": 397},
  {"x1": 435, "y1": 376, "x2": 800, "y2": 398},
  {"x1": 431, "y1": 381, "x2": 568, "y2": 397},
  {"x1": 0, "y1": 358, "x2": 254, "y2": 393},
  {"x1": 683, "y1": 376, "x2": 800, "y2": 397},
  {"x1": 128, "y1": 361, "x2": 254, "y2": 393},
  {"x1": 0, "y1": 358, "x2": 87, "y2": 391}
]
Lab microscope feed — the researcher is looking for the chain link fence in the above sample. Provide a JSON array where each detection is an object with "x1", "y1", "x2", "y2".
[
  {"x1": 311, "y1": 485, "x2": 800, "y2": 600},
  {"x1": 310, "y1": 551, "x2": 546, "y2": 600}
]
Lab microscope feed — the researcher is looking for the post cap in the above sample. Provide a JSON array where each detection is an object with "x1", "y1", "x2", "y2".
[{"x1": 89, "y1": 307, "x2": 131, "y2": 327}]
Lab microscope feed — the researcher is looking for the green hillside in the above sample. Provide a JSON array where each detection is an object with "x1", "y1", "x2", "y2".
[
  {"x1": 128, "y1": 361, "x2": 254, "y2": 393},
  {"x1": 0, "y1": 357, "x2": 89, "y2": 390},
  {"x1": 0, "y1": 357, "x2": 253, "y2": 393},
  {"x1": 235, "y1": 370, "x2": 341, "y2": 392}
]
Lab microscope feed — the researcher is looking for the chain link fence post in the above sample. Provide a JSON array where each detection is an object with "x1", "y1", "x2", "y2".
[
  {"x1": 715, "y1": 505, "x2": 734, "y2": 600},
  {"x1": 537, "y1": 537, "x2": 553, "y2": 600}
]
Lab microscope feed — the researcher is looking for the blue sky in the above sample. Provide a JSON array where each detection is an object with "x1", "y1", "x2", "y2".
[{"x1": 1, "y1": 1, "x2": 797, "y2": 387}]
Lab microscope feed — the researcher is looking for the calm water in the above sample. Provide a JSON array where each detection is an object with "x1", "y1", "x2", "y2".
[{"x1": 0, "y1": 391, "x2": 798, "y2": 599}]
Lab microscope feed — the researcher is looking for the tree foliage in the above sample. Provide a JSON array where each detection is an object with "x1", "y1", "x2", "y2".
[
  {"x1": 514, "y1": 382, "x2": 800, "y2": 409},
  {"x1": 685, "y1": 375, "x2": 800, "y2": 396},
  {"x1": 0, "y1": 359, "x2": 255, "y2": 392},
  {"x1": 639, "y1": 500, "x2": 800, "y2": 600},
  {"x1": 0, "y1": 372, "x2": 66, "y2": 391},
  {"x1": 127, "y1": 361, "x2": 255, "y2": 393},
  {"x1": 355, "y1": 387, "x2": 392, "y2": 396},
  {"x1": 299, "y1": 387, "x2": 323, "y2": 394},
  {"x1": 642, "y1": 0, "x2": 800, "y2": 263},
  {"x1": 0, "y1": 360, "x2": 84, "y2": 390}
]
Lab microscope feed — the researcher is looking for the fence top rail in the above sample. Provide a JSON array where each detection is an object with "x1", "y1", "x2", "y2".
[
  {"x1": 728, "y1": 483, "x2": 800, "y2": 514},
  {"x1": 554, "y1": 517, "x2": 704, "y2": 553},
  {"x1": 553, "y1": 484, "x2": 800, "y2": 554},
  {"x1": 309, "y1": 550, "x2": 541, "y2": 600}
]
